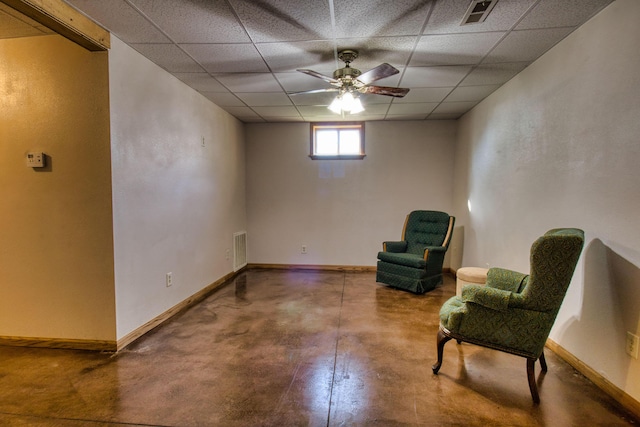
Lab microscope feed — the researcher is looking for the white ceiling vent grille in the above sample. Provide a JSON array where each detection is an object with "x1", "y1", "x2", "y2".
[{"x1": 461, "y1": 0, "x2": 498, "y2": 25}]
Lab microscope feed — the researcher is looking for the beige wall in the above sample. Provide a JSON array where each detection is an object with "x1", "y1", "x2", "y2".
[
  {"x1": 0, "y1": 35, "x2": 116, "y2": 341},
  {"x1": 108, "y1": 37, "x2": 247, "y2": 339},
  {"x1": 453, "y1": 0, "x2": 640, "y2": 401},
  {"x1": 246, "y1": 120, "x2": 457, "y2": 267}
]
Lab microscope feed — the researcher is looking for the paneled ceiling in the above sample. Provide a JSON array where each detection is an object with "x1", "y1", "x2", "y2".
[{"x1": 2, "y1": 0, "x2": 613, "y2": 123}]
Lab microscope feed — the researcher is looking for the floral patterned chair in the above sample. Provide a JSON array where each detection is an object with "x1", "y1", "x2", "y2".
[
  {"x1": 432, "y1": 228, "x2": 585, "y2": 403},
  {"x1": 376, "y1": 210, "x2": 455, "y2": 294}
]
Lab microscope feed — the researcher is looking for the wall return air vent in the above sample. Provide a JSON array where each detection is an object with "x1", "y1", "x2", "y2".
[{"x1": 461, "y1": 0, "x2": 498, "y2": 25}]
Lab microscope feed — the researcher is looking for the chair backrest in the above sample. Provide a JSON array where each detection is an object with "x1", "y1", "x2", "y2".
[
  {"x1": 520, "y1": 228, "x2": 585, "y2": 312},
  {"x1": 402, "y1": 211, "x2": 454, "y2": 255}
]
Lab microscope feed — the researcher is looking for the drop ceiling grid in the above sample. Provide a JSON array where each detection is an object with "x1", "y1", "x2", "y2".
[{"x1": 48, "y1": 0, "x2": 615, "y2": 122}]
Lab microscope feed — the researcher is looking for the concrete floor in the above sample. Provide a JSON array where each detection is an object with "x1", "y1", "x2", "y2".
[{"x1": 0, "y1": 270, "x2": 637, "y2": 426}]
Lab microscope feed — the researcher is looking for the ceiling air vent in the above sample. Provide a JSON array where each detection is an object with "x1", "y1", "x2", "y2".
[{"x1": 461, "y1": 0, "x2": 498, "y2": 25}]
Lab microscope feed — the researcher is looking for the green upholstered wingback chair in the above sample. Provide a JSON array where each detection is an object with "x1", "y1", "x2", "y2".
[
  {"x1": 432, "y1": 228, "x2": 585, "y2": 403},
  {"x1": 376, "y1": 210, "x2": 455, "y2": 294}
]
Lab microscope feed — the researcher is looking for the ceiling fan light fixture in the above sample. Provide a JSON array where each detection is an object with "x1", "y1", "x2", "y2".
[
  {"x1": 350, "y1": 97, "x2": 365, "y2": 114},
  {"x1": 327, "y1": 91, "x2": 365, "y2": 115},
  {"x1": 328, "y1": 96, "x2": 343, "y2": 114}
]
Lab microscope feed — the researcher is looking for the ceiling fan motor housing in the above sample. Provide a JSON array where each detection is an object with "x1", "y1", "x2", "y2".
[{"x1": 333, "y1": 66, "x2": 362, "y2": 81}]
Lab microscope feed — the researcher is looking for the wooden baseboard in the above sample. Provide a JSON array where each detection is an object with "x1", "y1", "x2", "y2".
[
  {"x1": 116, "y1": 269, "x2": 241, "y2": 350},
  {"x1": 546, "y1": 339, "x2": 640, "y2": 421},
  {"x1": 0, "y1": 267, "x2": 449, "y2": 352},
  {"x1": 248, "y1": 263, "x2": 377, "y2": 272},
  {"x1": 0, "y1": 336, "x2": 116, "y2": 352},
  {"x1": 0, "y1": 271, "x2": 242, "y2": 352}
]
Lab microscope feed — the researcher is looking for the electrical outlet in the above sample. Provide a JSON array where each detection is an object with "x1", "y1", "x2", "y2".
[
  {"x1": 626, "y1": 332, "x2": 639, "y2": 359},
  {"x1": 301, "y1": 245, "x2": 307, "y2": 254},
  {"x1": 166, "y1": 272, "x2": 173, "y2": 287},
  {"x1": 226, "y1": 249, "x2": 230, "y2": 260},
  {"x1": 201, "y1": 136, "x2": 205, "y2": 147}
]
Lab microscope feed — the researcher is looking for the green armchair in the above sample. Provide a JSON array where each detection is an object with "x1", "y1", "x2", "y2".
[
  {"x1": 376, "y1": 210, "x2": 455, "y2": 294},
  {"x1": 432, "y1": 228, "x2": 585, "y2": 403}
]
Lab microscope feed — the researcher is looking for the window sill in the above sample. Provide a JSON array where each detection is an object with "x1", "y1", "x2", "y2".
[{"x1": 309, "y1": 154, "x2": 366, "y2": 160}]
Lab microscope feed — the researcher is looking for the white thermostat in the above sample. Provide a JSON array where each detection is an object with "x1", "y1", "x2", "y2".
[{"x1": 26, "y1": 152, "x2": 45, "y2": 168}]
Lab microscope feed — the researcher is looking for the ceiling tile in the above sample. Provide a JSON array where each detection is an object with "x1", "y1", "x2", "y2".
[
  {"x1": 393, "y1": 87, "x2": 453, "y2": 103},
  {"x1": 227, "y1": 0, "x2": 332, "y2": 43},
  {"x1": 354, "y1": 114, "x2": 386, "y2": 121},
  {"x1": 411, "y1": 32, "x2": 505, "y2": 66},
  {"x1": 428, "y1": 113, "x2": 463, "y2": 120},
  {"x1": 130, "y1": 0, "x2": 250, "y2": 43},
  {"x1": 57, "y1": 0, "x2": 614, "y2": 123},
  {"x1": 400, "y1": 65, "x2": 473, "y2": 88},
  {"x1": 257, "y1": 40, "x2": 337, "y2": 73},
  {"x1": 181, "y1": 44, "x2": 269, "y2": 73},
  {"x1": 359, "y1": 94, "x2": 393, "y2": 106},
  {"x1": 432, "y1": 101, "x2": 478, "y2": 114},
  {"x1": 201, "y1": 92, "x2": 246, "y2": 107},
  {"x1": 289, "y1": 92, "x2": 337, "y2": 107},
  {"x1": 516, "y1": 0, "x2": 613, "y2": 30},
  {"x1": 130, "y1": 44, "x2": 203, "y2": 72},
  {"x1": 236, "y1": 92, "x2": 293, "y2": 107},
  {"x1": 424, "y1": 0, "x2": 537, "y2": 34},
  {"x1": 275, "y1": 72, "x2": 334, "y2": 92},
  {"x1": 460, "y1": 62, "x2": 528, "y2": 86},
  {"x1": 444, "y1": 84, "x2": 501, "y2": 102},
  {"x1": 222, "y1": 106, "x2": 261, "y2": 118},
  {"x1": 358, "y1": 103, "x2": 391, "y2": 115},
  {"x1": 483, "y1": 28, "x2": 574, "y2": 64},
  {"x1": 253, "y1": 106, "x2": 301, "y2": 118},
  {"x1": 261, "y1": 116, "x2": 305, "y2": 122},
  {"x1": 172, "y1": 73, "x2": 228, "y2": 92},
  {"x1": 333, "y1": 0, "x2": 431, "y2": 38},
  {"x1": 385, "y1": 114, "x2": 428, "y2": 121},
  {"x1": 66, "y1": 0, "x2": 170, "y2": 43},
  {"x1": 299, "y1": 108, "x2": 341, "y2": 121},
  {"x1": 214, "y1": 73, "x2": 283, "y2": 92},
  {"x1": 335, "y1": 36, "x2": 417, "y2": 71},
  {"x1": 239, "y1": 117, "x2": 267, "y2": 123},
  {"x1": 387, "y1": 102, "x2": 437, "y2": 115}
]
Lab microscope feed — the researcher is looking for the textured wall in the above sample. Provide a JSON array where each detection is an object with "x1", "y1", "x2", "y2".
[
  {"x1": 246, "y1": 120, "x2": 457, "y2": 267},
  {"x1": 0, "y1": 35, "x2": 115, "y2": 341},
  {"x1": 108, "y1": 37, "x2": 247, "y2": 339},
  {"x1": 453, "y1": 0, "x2": 640, "y2": 401}
]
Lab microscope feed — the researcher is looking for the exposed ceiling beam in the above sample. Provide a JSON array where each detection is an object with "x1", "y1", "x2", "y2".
[{"x1": 1, "y1": 0, "x2": 109, "y2": 51}]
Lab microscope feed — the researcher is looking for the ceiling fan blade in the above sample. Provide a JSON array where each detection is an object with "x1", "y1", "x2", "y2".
[
  {"x1": 361, "y1": 85, "x2": 410, "y2": 97},
  {"x1": 357, "y1": 63, "x2": 399, "y2": 85},
  {"x1": 297, "y1": 69, "x2": 340, "y2": 84},
  {"x1": 288, "y1": 88, "x2": 339, "y2": 95}
]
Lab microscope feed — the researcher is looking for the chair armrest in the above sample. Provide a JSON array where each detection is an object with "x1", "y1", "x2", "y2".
[
  {"x1": 486, "y1": 267, "x2": 529, "y2": 293},
  {"x1": 423, "y1": 245, "x2": 446, "y2": 259},
  {"x1": 383, "y1": 241, "x2": 407, "y2": 252},
  {"x1": 462, "y1": 285, "x2": 511, "y2": 311}
]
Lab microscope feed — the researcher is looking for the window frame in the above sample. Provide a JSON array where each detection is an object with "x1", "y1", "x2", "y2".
[{"x1": 309, "y1": 122, "x2": 365, "y2": 160}]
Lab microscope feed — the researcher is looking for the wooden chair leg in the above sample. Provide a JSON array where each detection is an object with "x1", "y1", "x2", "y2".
[
  {"x1": 539, "y1": 350, "x2": 547, "y2": 372},
  {"x1": 527, "y1": 358, "x2": 540, "y2": 404},
  {"x1": 432, "y1": 328, "x2": 452, "y2": 374}
]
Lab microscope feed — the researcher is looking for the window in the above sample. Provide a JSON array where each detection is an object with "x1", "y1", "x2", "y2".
[{"x1": 310, "y1": 122, "x2": 365, "y2": 160}]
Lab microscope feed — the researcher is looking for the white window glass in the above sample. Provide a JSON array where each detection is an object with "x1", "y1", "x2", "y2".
[
  {"x1": 339, "y1": 129, "x2": 361, "y2": 154},
  {"x1": 316, "y1": 129, "x2": 338, "y2": 155}
]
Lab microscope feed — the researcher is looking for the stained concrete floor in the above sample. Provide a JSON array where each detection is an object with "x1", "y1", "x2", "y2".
[{"x1": 0, "y1": 270, "x2": 637, "y2": 426}]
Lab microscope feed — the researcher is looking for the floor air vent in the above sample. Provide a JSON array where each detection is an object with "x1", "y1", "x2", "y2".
[{"x1": 233, "y1": 231, "x2": 247, "y2": 271}]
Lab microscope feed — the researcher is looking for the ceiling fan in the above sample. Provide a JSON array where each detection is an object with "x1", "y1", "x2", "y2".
[{"x1": 290, "y1": 50, "x2": 410, "y2": 114}]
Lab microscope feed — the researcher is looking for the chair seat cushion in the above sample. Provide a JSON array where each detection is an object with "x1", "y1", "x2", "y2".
[{"x1": 377, "y1": 251, "x2": 426, "y2": 269}]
